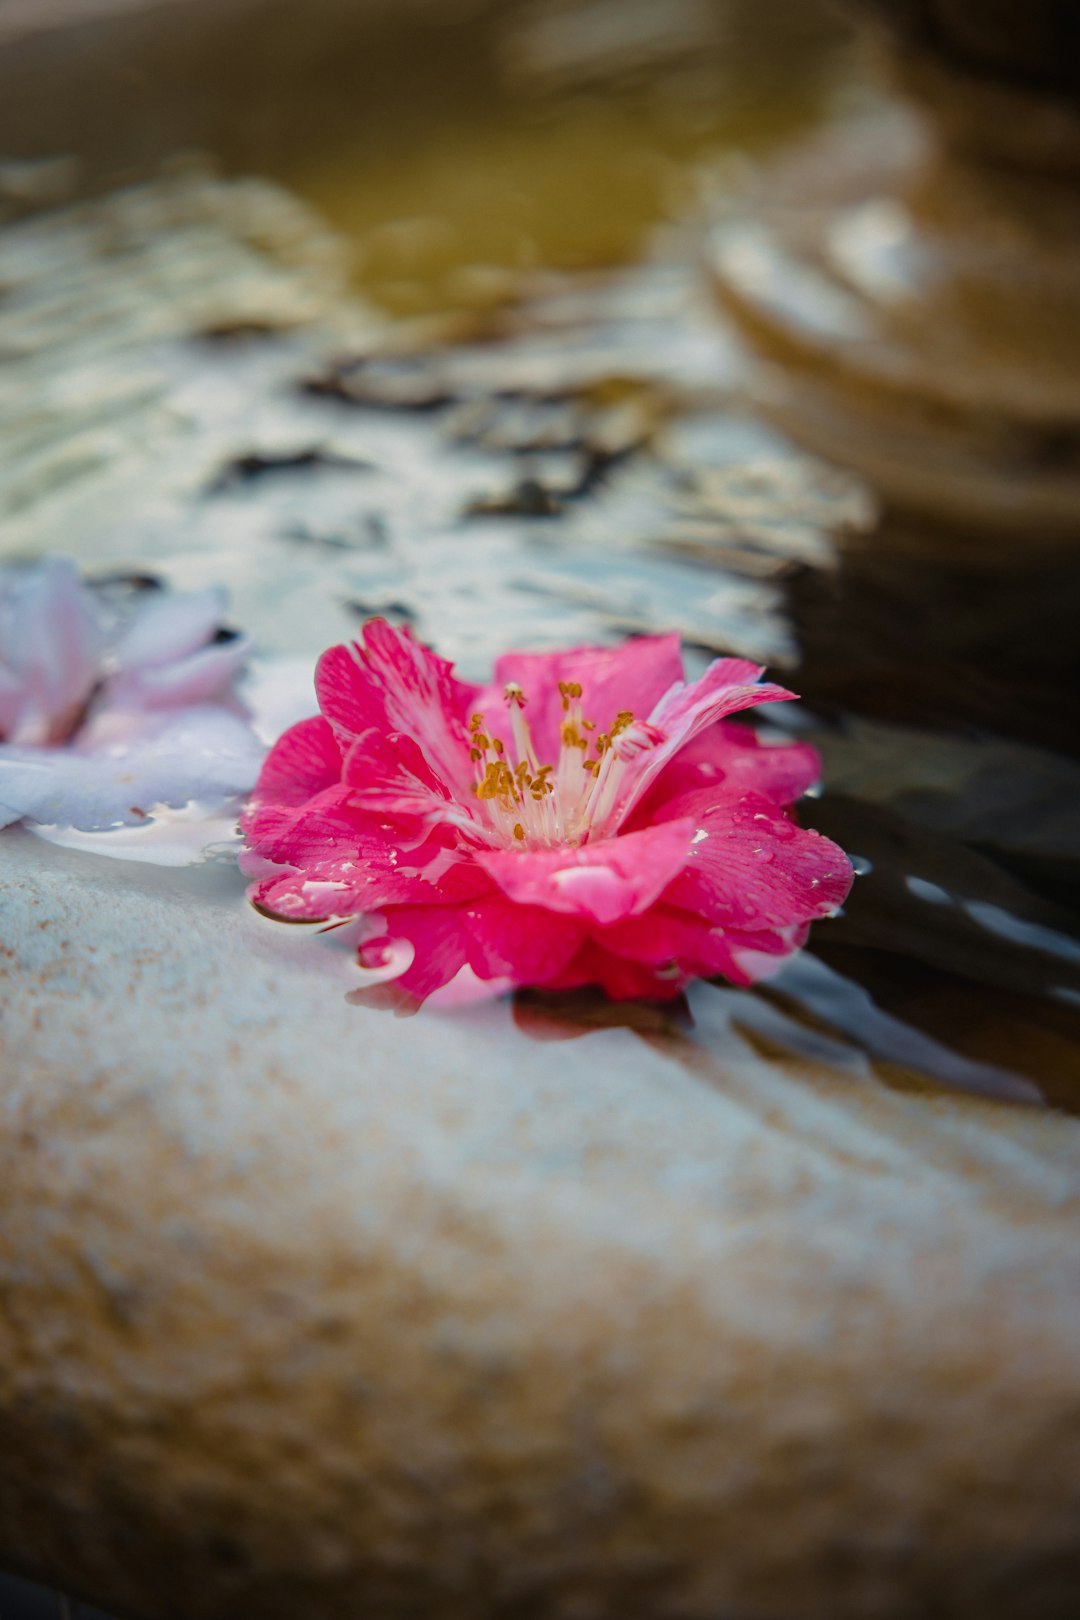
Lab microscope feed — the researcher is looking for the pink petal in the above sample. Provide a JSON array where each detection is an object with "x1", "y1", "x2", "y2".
[
  {"x1": 243, "y1": 790, "x2": 472, "y2": 889},
  {"x1": 0, "y1": 557, "x2": 102, "y2": 744},
  {"x1": 652, "y1": 786, "x2": 853, "y2": 931},
  {"x1": 243, "y1": 790, "x2": 488, "y2": 918},
  {"x1": 456, "y1": 891, "x2": 584, "y2": 982},
  {"x1": 249, "y1": 858, "x2": 434, "y2": 921},
  {"x1": 649, "y1": 657, "x2": 795, "y2": 738},
  {"x1": 603, "y1": 661, "x2": 798, "y2": 833},
  {"x1": 726, "y1": 923, "x2": 812, "y2": 985},
  {"x1": 343, "y1": 728, "x2": 478, "y2": 837},
  {"x1": 593, "y1": 905, "x2": 810, "y2": 987},
  {"x1": 636, "y1": 722, "x2": 821, "y2": 818},
  {"x1": 0, "y1": 665, "x2": 25, "y2": 753},
  {"x1": 315, "y1": 620, "x2": 477, "y2": 796},
  {"x1": 376, "y1": 892, "x2": 584, "y2": 1002},
  {"x1": 369, "y1": 906, "x2": 472, "y2": 1002},
  {"x1": 593, "y1": 905, "x2": 732, "y2": 969},
  {"x1": 541, "y1": 941, "x2": 687, "y2": 1001},
  {"x1": 475, "y1": 632, "x2": 685, "y2": 761},
  {"x1": 475, "y1": 818, "x2": 695, "y2": 927},
  {"x1": 249, "y1": 715, "x2": 342, "y2": 810},
  {"x1": 242, "y1": 784, "x2": 365, "y2": 867}
]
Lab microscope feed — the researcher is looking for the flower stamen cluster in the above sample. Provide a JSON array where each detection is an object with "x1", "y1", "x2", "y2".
[{"x1": 466, "y1": 680, "x2": 665, "y2": 852}]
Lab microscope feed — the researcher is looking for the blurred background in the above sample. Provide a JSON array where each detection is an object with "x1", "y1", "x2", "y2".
[{"x1": 0, "y1": 0, "x2": 850, "y2": 315}]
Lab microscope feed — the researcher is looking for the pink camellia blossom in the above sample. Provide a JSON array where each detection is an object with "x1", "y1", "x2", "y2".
[
  {"x1": 0, "y1": 555, "x2": 264, "y2": 835},
  {"x1": 242, "y1": 621, "x2": 852, "y2": 1003}
]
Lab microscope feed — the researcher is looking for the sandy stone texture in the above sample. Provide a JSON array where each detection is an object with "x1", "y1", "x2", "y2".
[{"x1": 2, "y1": 829, "x2": 1080, "y2": 1620}]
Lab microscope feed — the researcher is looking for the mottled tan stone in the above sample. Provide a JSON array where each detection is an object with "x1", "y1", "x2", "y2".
[{"x1": 2, "y1": 831, "x2": 1080, "y2": 1620}]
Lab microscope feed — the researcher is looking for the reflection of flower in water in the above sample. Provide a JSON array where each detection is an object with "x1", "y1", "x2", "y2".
[
  {"x1": 242, "y1": 620, "x2": 852, "y2": 1003},
  {"x1": 0, "y1": 556, "x2": 264, "y2": 837}
]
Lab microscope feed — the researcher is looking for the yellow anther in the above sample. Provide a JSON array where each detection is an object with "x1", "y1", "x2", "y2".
[
  {"x1": 475, "y1": 671, "x2": 639, "y2": 851},
  {"x1": 477, "y1": 760, "x2": 519, "y2": 801}
]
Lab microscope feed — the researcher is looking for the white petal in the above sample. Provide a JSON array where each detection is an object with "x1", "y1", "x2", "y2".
[
  {"x1": 0, "y1": 707, "x2": 264, "y2": 832},
  {"x1": 111, "y1": 587, "x2": 227, "y2": 670},
  {"x1": 105, "y1": 636, "x2": 251, "y2": 710}
]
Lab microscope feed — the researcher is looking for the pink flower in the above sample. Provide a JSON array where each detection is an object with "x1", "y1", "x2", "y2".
[
  {"x1": 241, "y1": 621, "x2": 852, "y2": 1003},
  {"x1": 0, "y1": 556, "x2": 264, "y2": 834}
]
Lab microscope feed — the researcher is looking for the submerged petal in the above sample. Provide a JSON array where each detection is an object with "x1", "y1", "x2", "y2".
[
  {"x1": 539, "y1": 940, "x2": 687, "y2": 1002},
  {"x1": 366, "y1": 905, "x2": 474, "y2": 1003}
]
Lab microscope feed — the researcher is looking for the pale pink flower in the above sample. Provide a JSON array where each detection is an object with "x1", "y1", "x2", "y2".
[
  {"x1": 242, "y1": 620, "x2": 852, "y2": 1003},
  {"x1": 0, "y1": 556, "x2": 263, "y2": 833}
]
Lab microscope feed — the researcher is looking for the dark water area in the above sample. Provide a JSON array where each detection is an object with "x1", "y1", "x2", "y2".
[{"x1": 1, "y1": 0, "x2": 1078, "y2": 1123}]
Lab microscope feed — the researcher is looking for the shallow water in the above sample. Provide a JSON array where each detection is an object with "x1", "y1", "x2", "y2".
[{"x1": 1, "y1": 0, "x2": 1079, "y2": 1117}]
